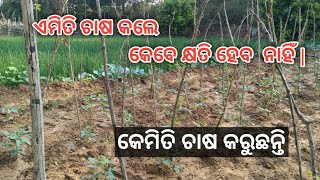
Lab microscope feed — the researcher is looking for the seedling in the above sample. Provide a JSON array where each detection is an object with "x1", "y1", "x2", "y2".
[
  {"x1": 0, "y1": 106, "x2": 23, "y2": 124},
  {"x1": 131, "y1": 66, "x2": 146, "y2": 77},
  {"x1": 80, "y1": 126, "x2": 96, "y2": 142},
  {"x1": 81, "y1": 155, "x2": 116, "y2": 180},
  {"x1": 124, "y1": 110, "x2": 136, "y2": 127},
  {"x1": 56, "y1": 76, "x2": 72, "y2": 83},
  {"x1": 0, "y1": 107, "x2": 20, "y2": 115},
  {"x1": 78, "y1": 72, "x2": 97, "y2": 81},
  {"x1": 0, "y1": 67, "x2": 28, "y2": 86},
  {"x1": 82, "y1": 94, "x2": 108, "y2": 111},
  {"x1": 195, "y1": 102, "x2": 208, "y2": 108},
  {"x1": 305, "y1": 170, "x2": 320, "y2": 179},
  {"x1": 125, "y1": 84, "x2": 142, "y2": 97},
  {"x1": 257, "y1": 77, "x2": 282, "y2": 109},
  {"x1": 175, "y1": 97, "x2": 192, "y2": 122},
  {"x1": 0, "y1": 128, "x2": 31, "y2": 157},
  {"x1": 178, "y1": 106, "x2": 192, "y2": 115},
  {"x1": 238, "y1": 115, "x2": 253, "y2": 127},
  {"x1": 162, "y1": 101, "x2": 173, "y2": 116}
]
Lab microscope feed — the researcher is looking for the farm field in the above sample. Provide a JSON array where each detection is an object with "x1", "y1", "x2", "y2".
[
  {"x1": 1, "y1": 0, "x2": 320, "y2": 179},
  {"x1": 0, "y1": 36, "x2": 269, "y2": 79}
]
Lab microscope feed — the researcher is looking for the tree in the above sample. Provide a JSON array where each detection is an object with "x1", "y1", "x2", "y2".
[
  {"x1": 259, "y1": 0, "x2": 320, "y2": 41},
  {"x1": 157, "y1": 0, "x2": 195, "y2": 36},
  {"x1": 0, "y1": 0, "x2": 22, "y2": 19}
]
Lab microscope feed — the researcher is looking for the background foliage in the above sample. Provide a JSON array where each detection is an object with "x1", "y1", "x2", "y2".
[{"x1": 1, "y1": 0, "x2": 318, "y2": 38}]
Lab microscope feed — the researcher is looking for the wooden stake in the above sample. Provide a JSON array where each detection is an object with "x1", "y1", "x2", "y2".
[
  {"x1": 21, "y1": 0, "x2": 46, "y2": 179},
  {"x1": 96, "y1": 0, "x2": 128, "y2": 179}
]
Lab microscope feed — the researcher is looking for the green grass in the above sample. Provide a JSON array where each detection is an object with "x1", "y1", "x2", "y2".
[{"x1": 0, "y1": 35, "x2": 268, "y2": 79}]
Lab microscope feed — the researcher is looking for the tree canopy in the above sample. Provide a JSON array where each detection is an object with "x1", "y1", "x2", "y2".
[{"x1": 0, "y1": 0, "x2": 319, "y2": 38}]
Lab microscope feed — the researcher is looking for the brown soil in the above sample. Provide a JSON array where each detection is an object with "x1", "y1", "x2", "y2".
[{"x1": 0, "y1": 58, "x2": 319, "y2": 180}]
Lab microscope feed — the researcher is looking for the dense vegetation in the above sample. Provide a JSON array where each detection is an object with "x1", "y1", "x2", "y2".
[
  {"x1": 1, "y1": 0, "x2": 319, "y2": 38},
  {"x1": 0, "y1": 36, "x2": 271, "y2": 81}
]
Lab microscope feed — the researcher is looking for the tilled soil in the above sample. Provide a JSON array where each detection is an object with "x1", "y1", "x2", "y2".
[{"x1": 0, "y1": 59, "x2": 319, "y2": 179}]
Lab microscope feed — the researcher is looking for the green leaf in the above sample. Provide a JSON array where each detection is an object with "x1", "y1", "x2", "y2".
[
  {"x1": 3, "y1": 116, "x2": 14, "y2": 123},
  {"x1": 21, "y1": 137, "x2": 31, "y2": 145},
  {"x1": 87, "y1": 165, "x2": 97, "y2": 169},
  {"x1": 10, "y1": 150, "x2": 18, "y2": 157},
  {"x1": 174, "y1": 165, "x2": 180, "y2": 174},
  {"x1": 8, "y1": 67, "x2": 17, "y2": 72},
  {"x1": 8, "y1": 133, "x2": 18, "y2": 140},
  {"x1": 98, "y1": 156, "x2": 112, "y2": 166},
  {"x1": 105, "y1": 168, "x2": 116, "y2": 180},
  {"x1": 0, "y1": 130, "x2": 10, "y2": 136},
  {"x1": 162, "y1": 159, "x2": 171, "y2": 166},
  {"x1": 96, "y1": 162, "x2": 105, "y2": 168},
  {"x1": 10, "y1": 107, "x2": 18, "y2": 113},
  {"x1": 16, "y1": 139, "x2": 22, "y2": 148},
  {"x1": 88, "y1": 157, "x2": 97, "y2": 163}
]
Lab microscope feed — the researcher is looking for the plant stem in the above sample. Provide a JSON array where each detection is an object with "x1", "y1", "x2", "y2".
[
  {"x1": 96, "y1": 0, "x2": 128, "y2": 179},
  {"x1": 171, "y1": 0, "x2": 210, "y2": 127}
]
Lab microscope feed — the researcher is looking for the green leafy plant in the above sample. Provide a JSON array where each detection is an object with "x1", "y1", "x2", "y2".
[
  {"x1": 178, "y1": 106, "x2": 192, "y2": 115},
  {"x1": 131, "y1": 67, "x2": 146, "y2": 77},
  {"x1": 162, "y1": 100, "x2": 173, "y2": 116},
  {"x1": 0, "y1": 128, "x2": 31, "y2": 157},
  {"x1": 0, "y1": 67, "x2": 28, "y2": 86},
  {"x1": 195, "y1": 102, "x2": 208, "y2": 108},
  {"x1": 81, "y1": 155, "x2": 116, "y2": 180},
  {"x1": 80, "y1": 126, "x2": 96, "y2": 142},
  {"x1": 305, "y1": 170, "x2": 320, "y2": 179},
  {"x1": 93, "y1": 65, "x2": 145, "y2": 79},
  {"x1": 0, "y1": 107, "x2": 20, "y2": 114},
  {"x1": 82, "y1": 94, "x2": 108, "y2": 111},
  {"x1": 293, "y1": 65, "x2": 305, "y2": 93},
  {"x1": 124, "y1": 110, "x2": 136, "y2": 127},
  {"x1": 109, "y1": 64, "x2": 129, "y2": 79},
  {"x1": 81, "y1": 104, "x2": 95, "y2": 112},
  {"x1": 78, "y1": 72, "x2": 98, "y2": 81},
  {"x1": 125, "y1": 84, "x2": 142, "y2": 97},
  {"x1": 176, "y1": 97, "x2": 192, "y2": 122},
  {"x1": 257, "y1": 77, "x2": 282, "y2": 108},
  {"x1": 0, "y1": 106, "x2": 24, "y2": 123}
]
